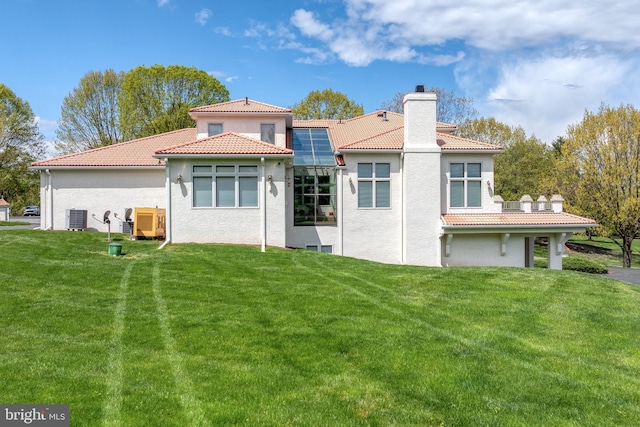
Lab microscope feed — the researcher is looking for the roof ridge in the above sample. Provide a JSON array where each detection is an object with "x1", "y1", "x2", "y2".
[{"x1": 190, "y1": 98, "x2": 291, "y2": 112}]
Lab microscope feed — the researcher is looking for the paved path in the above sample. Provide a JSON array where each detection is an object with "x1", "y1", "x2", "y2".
[
  {"x1": 0, "y1": 217, "x2": 40, "y2": 230},
  {"x1": 606, "y1": 266, "x2": 640, "y2": 286}
]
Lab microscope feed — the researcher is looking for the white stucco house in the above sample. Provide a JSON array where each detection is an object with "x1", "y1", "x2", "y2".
[{"x1": 31, "y1": 87, "x2": 595, "y2": 269}]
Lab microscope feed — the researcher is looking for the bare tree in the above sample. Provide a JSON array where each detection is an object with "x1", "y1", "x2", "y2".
[{"x1": 379, "y1": 87, "x2": 477, "y2": 125}]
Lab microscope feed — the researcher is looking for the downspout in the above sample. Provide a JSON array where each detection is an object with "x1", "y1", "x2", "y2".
[
  {"x1": 159, "y1": 158, "x2": 171, "y2": 249},
  {"x1": 400, "y1": 152, "x2": 405, "y2": 264},
  {"x1": 261, "y1": 157, "x2": 266, "y2": 252},
  {"x1": 337, "y1": 165, "x2": 344, "y2": 255},
  {"x1": 45, "y1": 169, "x2": 53, "y2": 230}
]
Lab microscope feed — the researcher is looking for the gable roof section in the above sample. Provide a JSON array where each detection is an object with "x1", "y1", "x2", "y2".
[
  {"x1": 31, "y1": 128, "x2": 197, "y2": 168},
  {"x1": 0, "y1": 198, "x2": 10, "y2": 207},
  {"x1": 190, "y1": 99, "x2": 291, "y2": 113},
  {"x1": 442, "y1": 212, "x2": 596, "y2": 227},
  {"x1": 155, "y1": 132, "x2": 293, "y2": 156}
]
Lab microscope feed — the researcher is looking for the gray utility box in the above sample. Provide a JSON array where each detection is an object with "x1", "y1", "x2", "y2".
[{"x1": 66, "y1": 209, "x2": 88, "y2": 230}]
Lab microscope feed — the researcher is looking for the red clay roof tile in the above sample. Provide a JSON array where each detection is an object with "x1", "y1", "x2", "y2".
[
  {"x1": 442, "y1": 212, "x2": 596, "y2": 226},
  {"x1": 191, "y1": 99, "x2": 291, "y2": 113},
  {"x1": 156, "y1": 132, "x2": 293, "y2": 156},
  {"x1": 31, "y1": 128, "x2": 197, "y2": 168}
]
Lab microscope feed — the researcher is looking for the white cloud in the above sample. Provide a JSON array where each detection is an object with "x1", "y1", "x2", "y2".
[
  {"x1": 157, "y1": 0, "x2": 169, "y2": 7},
  {"x1": 457, "y1": 51, "x2": 640, "y2": 142},
  {"x1": 195, "y1": 8, "x2": 212, "y2": 26},
  {"x1": 35, "y1": 116, "x2": 57, "y2": 131},
  {"x1": 208, "y1": 71, "x2": 239, "y2": 84},
  {"x1": 281, "y1": 0, "x2": 640, "y2": 140},
  {"x1": 290, "y1": 9, "x2": 333, "y2": 42},
  {"x1": 215, "y1": 27, "x2": 232, "y2": 37}
]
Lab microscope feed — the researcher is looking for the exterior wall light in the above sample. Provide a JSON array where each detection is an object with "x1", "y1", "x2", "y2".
[
  {"x1": 176, "y1": 174, "x2": 183, "y2": 184},
  {"x1": 268, "y1": 175, "x2": 273, "y2": 183}
]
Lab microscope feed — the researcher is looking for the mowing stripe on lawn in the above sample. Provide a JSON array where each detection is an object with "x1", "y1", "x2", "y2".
[
  {"x1": 102, "y1": 262, "x2": 133, "y2": 427},
  {"x1": 301, "y1": 257, "x2": 627, "y2": 392},
  {"x1": 152, "y1": 262, "x2": 208, "y2": 426}
]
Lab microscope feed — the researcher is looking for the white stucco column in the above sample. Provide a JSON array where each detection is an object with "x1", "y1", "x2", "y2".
[
  {"x1": 548, "y1": 232, "x2": 570, "y2": 270},
  {"x1": 46, "y1": 169, "x2": 53, "y2": 230},
  {"x1": 402, "y1": 89, "x2": 442, "y2": 266}
]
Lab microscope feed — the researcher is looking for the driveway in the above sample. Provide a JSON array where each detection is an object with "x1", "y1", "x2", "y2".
[
  {"x1": 0, "y1": 216, "x2": 41, "y2": 230},
  {"x1": 606, "y1": 266, "x2": 640, "y2": 286}
]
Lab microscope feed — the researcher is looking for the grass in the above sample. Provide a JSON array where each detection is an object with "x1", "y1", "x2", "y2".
[
  {"x1": 0, "y1": 220, "x2": 31, "y2": 226},
  {"x1": 1, "y1": 230, "x2": 640, "y2": 426},
  {"x1": 567, "y1": 235, "x2": 640, "y2": 268}
]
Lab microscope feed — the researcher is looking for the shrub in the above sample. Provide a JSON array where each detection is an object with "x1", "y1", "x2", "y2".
[
  {"x1": 534, "y1": 255, "x2": 608, "y2": 274},
  {"x1": 563, "y1": 256, "x2": 608, "y2": 274}
]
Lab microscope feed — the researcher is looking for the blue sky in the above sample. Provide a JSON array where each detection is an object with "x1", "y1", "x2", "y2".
[{"x1": 2, "y1": 0, "x2": 640, "y2": 150}]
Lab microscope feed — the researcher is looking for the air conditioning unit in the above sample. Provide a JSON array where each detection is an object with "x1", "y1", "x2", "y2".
[
  {"x1": 66, "y1": 209, "x2": 88, "y2": 230},
  {"x1": 120, "y1": 221, "x2": 133, "y2": 234}
]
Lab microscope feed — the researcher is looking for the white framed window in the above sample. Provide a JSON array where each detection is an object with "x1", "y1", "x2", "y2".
[
  {"x1": 305, "y1": 244, "x2": 333, "y2": 253},
  {"x1": 450, "y1": 162, "x2": 482, "y2": 207},
  {"x1": 293, "y1": 167, "x2": 337, "y2": 225},
  {"x1": 208, "y1": 123, "x2": 223, "y2": 137},
  {"x1": 260, "y1": 123, "x2": 275, "y2": 144},
  {"x1": 192, "y1": 164, "x2": 258, "y2": 208},
  {"x1": 357, "y1": 163, "x2": 391, "y2": 208}
]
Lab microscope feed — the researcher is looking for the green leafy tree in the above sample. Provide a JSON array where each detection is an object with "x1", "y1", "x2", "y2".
[
  {"x1": 379, "y1": 87, "x2": 478, "y2": 125},
  {"x1": 554, "y1": 104, "x2": 640, "y2": 268},
  {"x1": 0, "y1": 84, "x2": 45, "y2": 210},
  {"x1": 291, "y1": 89, "x2": 363, "y2": 120},
  {"x1": 55, "y1": 69, "x2": 124, "y2": 154},
  {"x1": 458, "y1": 117, "x2": 552, "y2": 200},
  {"x1": 119, "y1": 65, "x2": 229, "y2": 140},
  {"x1": 457, "y1": 117, "x2": 528, "y2": 147}
]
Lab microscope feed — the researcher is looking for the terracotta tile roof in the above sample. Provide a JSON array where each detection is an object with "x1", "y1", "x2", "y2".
[
  {"x1": 31, "y1": 128, "x2": 197, "y2": 168},
  {"x1": 190, "y1": 99, "x2": 291, "y2": 113},
  {"x1": 442, "y1": 212, "x2": 596, "y2": 227},
  {"x1": 293, "y1": 111, "x2": 499, "y2": 152},
  {"x1": 156, "y1": 132, "x2": 293, "y2": 156},
  {"x1": 293, "y1": 119, "x2": 339, "y2": 128},
  {"x1": 339, "y1": 127, "x2": 404, "y2": 150},
  {"x1": 437, "y1": 133, "x2": 503, "y2": 151},
  {"x1": 0, "y1": 198, "x2": 10, "y2": 206}
]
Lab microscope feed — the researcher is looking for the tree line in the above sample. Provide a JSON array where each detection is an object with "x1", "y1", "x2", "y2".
[{"x1": 1, "y1": 69, "x2": 639, "y2": 266}]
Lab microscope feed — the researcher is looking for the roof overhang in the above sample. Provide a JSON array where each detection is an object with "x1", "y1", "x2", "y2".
[
  {"x1": 441, "y1": 149, "x2": 504, "y2": 154},
  {"x1": 337, "y1": 149, "x2": 403, "y2": 154},
  {"x1": 441, "y1": 223, "x2": 596, "y2": 235},
  {"x1": 153, "y1": 153, "x2": 294, "y2": 160},
  {"x1": 29, "y1": 165, "x2": 166, "y2": 171}
]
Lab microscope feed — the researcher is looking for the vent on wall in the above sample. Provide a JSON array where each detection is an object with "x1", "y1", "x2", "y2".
[{"x1": 66, "y1": 209, "x2": 88, "y2": 230}]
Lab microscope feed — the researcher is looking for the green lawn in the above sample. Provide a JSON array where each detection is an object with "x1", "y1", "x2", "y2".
[
  {"x1": 568, "y1": 235, "x2": 640, "y2": 267},
  {"x1": 1, "y1": 230, "x2": 640, "y2": 426}
]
